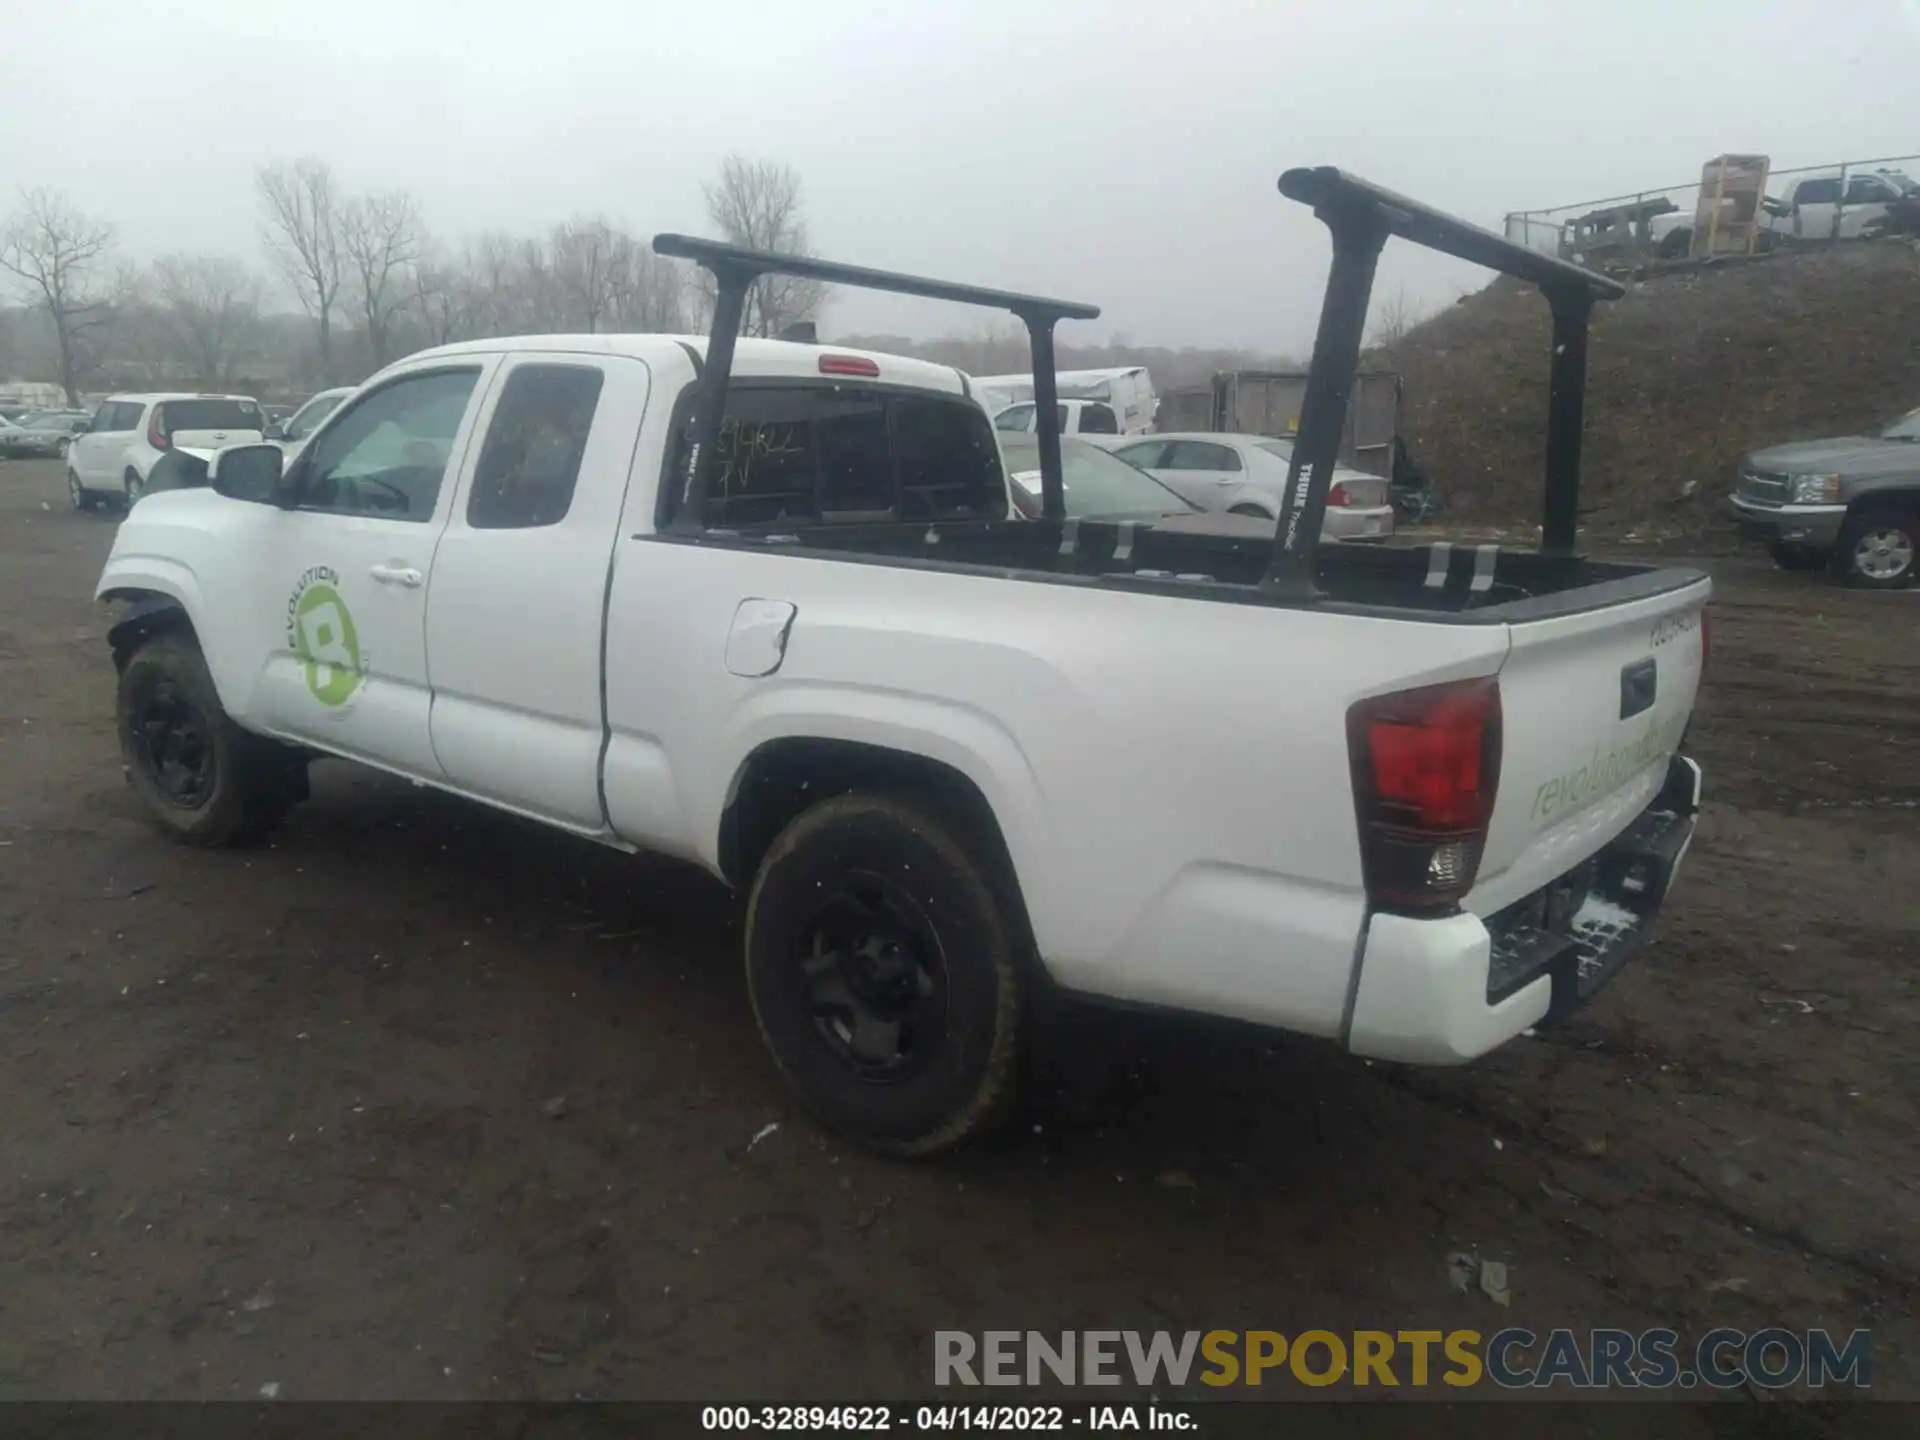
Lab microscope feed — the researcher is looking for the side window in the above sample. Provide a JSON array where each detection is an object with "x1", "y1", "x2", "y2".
[
  {"x1": 1162, "y1": 440, "x2": 1242, "y2": 472},
  {"x1": 993, "y1": 404, "x2": 1033, "y2": 433},
  {"x1": 92, "y1": 402, "x2": 116, "y2": 432},
  {"x1": 894, "y1": 395, "x2": 1003, "y2": 519},
  {"x1": 1079, "y1": 403, "x2": 1120, "y2": 435},
  {"x1": 467, "y1": 364, "x2": 605, "y2": 529},
  {"x1": 1113, "y1": 442, "x2": 1167, "y2": 469},
  {"x1": 298, "y1": 368, "x2": 480, "y2": 522},
  {"x1": 1794, "y1": 178, "x2": 1840, "y2": 205},
  {"x1": 1844, "y1": 175, "x2": 1894, "y2": 204}
]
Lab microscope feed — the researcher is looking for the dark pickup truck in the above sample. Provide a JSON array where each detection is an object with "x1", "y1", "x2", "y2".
[{"x1": 1730, "y1": 406, "x2": 1920, "y2": 588}]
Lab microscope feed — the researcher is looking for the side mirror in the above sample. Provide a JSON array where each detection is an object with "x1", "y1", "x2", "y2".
[
  {"x1": 76, "y1": 421, "x2": 93, "y2": 434},
  {"x1": 264, "y1": 420, "x2": 287, "y2": 441},
  {"x1": 209, "y1": 443, "x2": 287, "y2": 505}
]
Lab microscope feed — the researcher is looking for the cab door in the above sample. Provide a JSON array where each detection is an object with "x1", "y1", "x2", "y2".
[
  {"x1": 249, "y1": 362, "x2": 496, "y2": 776},
  {"x1": 424, "y1": 354, "x2": 651, "y2": 832}
]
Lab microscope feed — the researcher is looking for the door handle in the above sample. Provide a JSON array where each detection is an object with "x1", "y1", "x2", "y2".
[
  {"x1": 369, "y1": 564, "x2": 423, "y2": 588},
  {"x1": 1215, "y1": 477, "x2": 1236, "y2": 484}
]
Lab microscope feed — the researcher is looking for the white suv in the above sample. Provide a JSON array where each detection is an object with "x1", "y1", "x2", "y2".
[{"x1": 67, "y1": 392, "x2": 266, "y2": 511}]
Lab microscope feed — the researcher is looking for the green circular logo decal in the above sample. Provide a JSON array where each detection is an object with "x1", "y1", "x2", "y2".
[{"x1": 292, "y1": 582, "x2": 363, "y2": 706}]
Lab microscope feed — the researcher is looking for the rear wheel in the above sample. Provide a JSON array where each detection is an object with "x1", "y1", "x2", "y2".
[
  {"x1": 1228, "y1": 503, "x2": 1273, "y2": 520},
  {"x1": 744, "y1": 792, "x2": 1023, "y2": 1156},
  {"x1": 1837, "y1": 510, "x2": 1917, "y2": 589},
  {"x1": 118, "y1": 634, "x2": 301, "y2": 846}
]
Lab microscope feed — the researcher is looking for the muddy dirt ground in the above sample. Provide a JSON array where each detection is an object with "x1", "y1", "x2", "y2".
[{"x1": 0, "y1": 458, "x2": 1913, "y2": 1418}]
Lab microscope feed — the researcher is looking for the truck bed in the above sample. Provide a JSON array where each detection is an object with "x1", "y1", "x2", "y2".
[{"x1": 671, "y1": 515, "x2": 1708, "y2": 625}]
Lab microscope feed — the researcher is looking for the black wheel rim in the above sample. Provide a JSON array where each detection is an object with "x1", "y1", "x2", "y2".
[
  {"x1": 126, "y1": 675, "x2": 215, "y2": 808},
  {"x1": 796, "y1": 870, "x2": 949, "y2": 1083}
]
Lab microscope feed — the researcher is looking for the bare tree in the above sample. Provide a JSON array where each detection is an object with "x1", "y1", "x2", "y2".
[
  {"x1": 549, "y1": 217, "x2": 626, "y2": 333},
  {"x1": 612, "y1": 250, "x2": 690, "y2": 333},
  {"x1": 702, "y1": 155, "x2": 826, "y2": 337},
  {"x1": 257, "y1": 159, "x2": 344, "y2": 378},
  {"x1": 0, "y1": 189, "x2": 115, "y2": 403},
  {"x1": 341, "y1": 190, "x2": 420, "y2": 367},
  {"x1": 1367, "y1": 285, "x2": 1425, "y2": 349},
  {"x1": 150, "y1": 254, "x2": 262, "y2": 388}
]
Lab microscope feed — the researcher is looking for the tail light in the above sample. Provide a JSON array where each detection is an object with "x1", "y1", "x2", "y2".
[
  {"x1": 146, "y1": 405, "x2": 170, "y2": 451},
  {"x1": 1327, "y1": 481, "x2": 1352, "y2": 508},
  {"x1": 1347, "y1": 677, "x2": 1502, "y2": 911},
  {"x1": 819, "y1": 354, "x2": 880, "y2": 378}
]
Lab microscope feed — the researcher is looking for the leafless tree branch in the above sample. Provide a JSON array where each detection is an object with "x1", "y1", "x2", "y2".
[
  {"x1": 0, "y1": 188, "x2": 115, "y2": 403},
  {"x1": 257, "y1": 158, "x2": 344, "y2": 377},
  {"x1": 702, "y1": 154, "x2": 827, "y2": 337}
]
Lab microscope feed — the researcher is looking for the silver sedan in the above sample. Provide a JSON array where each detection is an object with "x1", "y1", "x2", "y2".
[{"x1": 1103, "y1": 431, "x2": 1394, "y2": 541}]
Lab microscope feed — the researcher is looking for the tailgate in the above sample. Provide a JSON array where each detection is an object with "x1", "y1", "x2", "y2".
[{"x1": 1469, "y1": 576, "x2": 1710, "y2": 915}]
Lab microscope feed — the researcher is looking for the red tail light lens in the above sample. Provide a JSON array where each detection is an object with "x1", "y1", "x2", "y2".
[
  {"x1": 146, "y1": 405, "x2": 170, "y2": 451},
  {"x1": 1327, "y1": 481, "x2": 1352, "y2": 508},
  {"x1": 819, "y1": 354, "x2": 880, "y2": 378},
  {"x1": 1348, "y1": 677, "x2": 1502, "y2": 911}
]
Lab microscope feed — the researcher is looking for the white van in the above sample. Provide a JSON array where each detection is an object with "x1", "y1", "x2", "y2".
[{"x1": 975, "y1": 366, "x2": 1157, "y2": 434}]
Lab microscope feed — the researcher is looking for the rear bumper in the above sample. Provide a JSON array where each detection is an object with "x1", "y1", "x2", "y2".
[
  {"x1": 1726, "y1": 494, "x2": 1847, "y2": 548},
  {"x1": 1345, "y1": 754, "x2": 1701, "y2": 1065},
  {"x1": 1324, "y1": 504, "x2": 1394, "y2": 542}
]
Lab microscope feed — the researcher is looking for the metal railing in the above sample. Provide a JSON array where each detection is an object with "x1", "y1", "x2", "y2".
[{"x1": 1502, "y1": 153, "x2": 1919, "y2": 273}]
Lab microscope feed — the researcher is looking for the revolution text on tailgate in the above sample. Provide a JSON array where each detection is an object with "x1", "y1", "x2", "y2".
[{"x1": 94, "y1": 168, "x2": 1707, "y2": 1155}]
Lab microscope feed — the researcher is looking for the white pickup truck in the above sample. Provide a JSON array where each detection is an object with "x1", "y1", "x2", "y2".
[{"x1": 96, "y1": 169, "x2": 1709, "y2": 1156}]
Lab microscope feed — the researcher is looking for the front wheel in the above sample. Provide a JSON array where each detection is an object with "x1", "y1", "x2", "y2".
[
  {"x1": 123, "y1": 469, "x2": 144, "y2": 508},
  {"x1": 68, "y1": 470, "x2": 94, "y2": 513},
  {"x1": 744, "y1": 792, "x2": 1023, "y2": 1156},
  {"x1": 1838, "y1": 511, "x2": 1917, "y2": 589},
  {"x1": 118, "y1": 634, "x2": 300, "y2": 846}
]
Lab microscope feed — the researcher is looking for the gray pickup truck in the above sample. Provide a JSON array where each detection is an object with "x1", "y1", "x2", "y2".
[{"x1": 1730, "y1": 406, "x2": 1920, "y2": 588}]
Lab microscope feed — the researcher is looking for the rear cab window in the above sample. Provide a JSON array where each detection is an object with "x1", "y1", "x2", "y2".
[{"x1": 672, "y1": 382, "x2": 1005, "y2": 528}]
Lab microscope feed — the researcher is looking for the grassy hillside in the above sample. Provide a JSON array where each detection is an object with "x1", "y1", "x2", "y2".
[{"x1": 1376, "y1": 243, "x2": 1920, "y2": 536}]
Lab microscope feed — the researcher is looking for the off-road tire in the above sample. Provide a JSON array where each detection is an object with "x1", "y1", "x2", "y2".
[
  {"x1": 1836, "y1": 508, "x2": 1917, "y2": 590},
  {"x1": 744, "y1": 792, "x2": 1023, "y2": 1157},
  {"x1": 118, "y1": 633, "x2": 298, "y2": 846}
]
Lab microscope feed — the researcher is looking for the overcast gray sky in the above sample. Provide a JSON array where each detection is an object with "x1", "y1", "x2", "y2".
[{"x1": 5, "y1": 0, "x2": 1917, "y2": 353}]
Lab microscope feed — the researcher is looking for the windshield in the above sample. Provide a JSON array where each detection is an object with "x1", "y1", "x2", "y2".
[
  {"x1": 1884, "y1": 408, "x2": 1920, "y2": 441},
  {"x1": 999, "y1": 435, "x2": 1195, "y2": 521}
]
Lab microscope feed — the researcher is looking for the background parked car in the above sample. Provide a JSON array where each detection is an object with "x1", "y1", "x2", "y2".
[
  {"x1": 991, "y1": 397, "x2": 1123, "y2": 437},
  {"x1": 998, "y1": 433, "x2": 1198, "y2": 521},
  {"x1": 1729, "y1": 404, "x2": 1920, "y2": 588},
  {"x1": 269, "y1": 385, "x2": 353, "y2": 456},
  {"x1": 0, "y1": 411, "x2": 92, "y2": 460},
  {"x1": 66, "y1": 392, "x2": 265, "y2": 509},
  {"x1": 1105, "y1": 431, "x2": 1395, "y2": 541}
]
